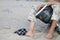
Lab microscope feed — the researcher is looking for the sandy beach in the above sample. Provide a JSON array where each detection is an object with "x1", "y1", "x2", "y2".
[{"x1": 0, "y1": 1, "x2": 60, "y2": 40}]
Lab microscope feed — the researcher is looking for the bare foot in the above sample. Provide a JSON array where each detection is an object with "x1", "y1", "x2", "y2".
[
  {"x1": 45, "y1": 33, "x2": 54, "y2": 39},
  {"x1": 26, "y1": 31, "x2": 34, "y2": 37}
]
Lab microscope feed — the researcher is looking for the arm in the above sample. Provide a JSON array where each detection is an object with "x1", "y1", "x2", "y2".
[
  {"x1": 36, "y1": 4, "x2": 45, "y2": 12},
  {"x1": 49, "y1": 0, "x2": 54, "y2": 2},
  {"x1": 47, "y1": 0, "x2": 56, "y2": 5},
  {"x1": 36, "y1": 1, "x2": 55, "y2": 12}
]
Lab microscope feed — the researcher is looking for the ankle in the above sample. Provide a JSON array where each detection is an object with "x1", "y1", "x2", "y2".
[{"x1": 47, "y1": 32, "x2": 53, "y2": 35}]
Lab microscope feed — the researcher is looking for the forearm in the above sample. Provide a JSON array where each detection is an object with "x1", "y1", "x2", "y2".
[
  {"x1": 35, "y1": 0, "x2": 55, "y2": 12},
  {"x1": 36, "y1": 1, "x2": 55, "y2": 12},
  {"x1": 49, "y1": 0, "x2": 54, "y2": 2},
  {"x1": 36, "y1": 4, "x2": 45, "y2": 12}
]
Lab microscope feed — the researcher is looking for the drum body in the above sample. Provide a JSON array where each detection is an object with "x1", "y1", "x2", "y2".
[{"x1": 36, "y1": 5, "x2": 53, "y2": 24}]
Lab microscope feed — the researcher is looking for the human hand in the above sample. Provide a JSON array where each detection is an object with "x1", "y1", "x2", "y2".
[{"x1": 47, "y1": 1, "x2": 56, "y2": 5}]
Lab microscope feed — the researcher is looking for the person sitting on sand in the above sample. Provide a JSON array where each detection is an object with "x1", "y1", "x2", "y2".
[{"x1": 26, "y1": 0, "x2": 60, "y2": 39}]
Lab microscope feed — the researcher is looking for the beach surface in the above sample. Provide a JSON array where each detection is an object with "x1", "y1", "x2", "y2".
[{"x1": 0, "y1": 1, "x2": 60, "y2": 40}]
